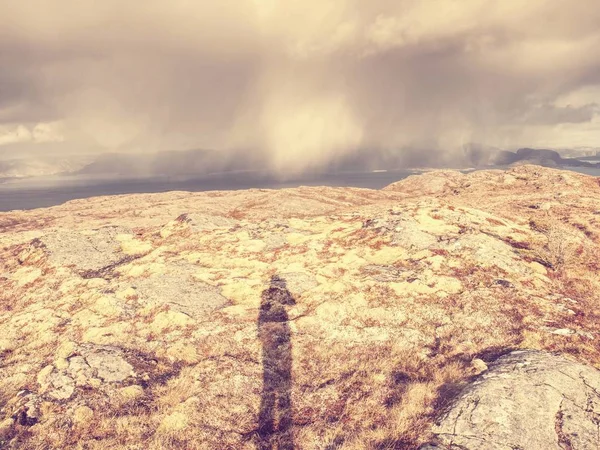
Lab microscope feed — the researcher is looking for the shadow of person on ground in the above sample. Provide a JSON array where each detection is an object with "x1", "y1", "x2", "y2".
[{"x1": 257, "y1": 275, "x2": 296, "y2": 450}]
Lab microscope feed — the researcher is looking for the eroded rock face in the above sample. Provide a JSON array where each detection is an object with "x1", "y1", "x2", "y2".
[{"x1": 428, "y1": 350, "x2": 600, "y2": 450}]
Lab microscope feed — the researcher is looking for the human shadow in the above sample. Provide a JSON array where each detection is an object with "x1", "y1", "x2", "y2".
[{"x1": 257, "y1": 275, "x2": 296, "y2": 450}]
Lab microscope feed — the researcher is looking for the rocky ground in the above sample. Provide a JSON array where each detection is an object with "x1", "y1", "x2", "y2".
[{"x1": 1, "y1": 165, "x2": 599, "y2": 449}]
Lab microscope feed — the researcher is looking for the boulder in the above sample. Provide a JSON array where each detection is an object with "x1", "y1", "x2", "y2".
[{"x1": 427, "y1": 350, "x2": 600, "y2": 450}]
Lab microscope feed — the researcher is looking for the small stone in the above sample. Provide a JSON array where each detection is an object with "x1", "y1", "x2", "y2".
[
  {"x1": 494, "y1": 279, "x2": 513, "y2": 288},
  {"x1": 551, "y1": 328, "x2": 575, "y2": 336},
  {"x1": 471, "y1": 358, "x2": 488, "y2": 374}
]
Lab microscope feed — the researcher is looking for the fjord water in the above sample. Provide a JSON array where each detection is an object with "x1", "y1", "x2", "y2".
[
  {"x1": 2, "y1": 166, "x2": 599, "y2": 212},
  {"x1": 0, "y1": 170, "x2": 419, "y2": 211}
]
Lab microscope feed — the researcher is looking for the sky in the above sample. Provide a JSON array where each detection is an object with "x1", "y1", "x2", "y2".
[{"x1": 1, "y1": 0, "x2": 600, "y2": 173}]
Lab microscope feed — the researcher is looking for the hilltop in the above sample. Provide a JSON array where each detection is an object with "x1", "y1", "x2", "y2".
[{"x1": 1, "y1": 165, "x2": 599, "y2": 449}]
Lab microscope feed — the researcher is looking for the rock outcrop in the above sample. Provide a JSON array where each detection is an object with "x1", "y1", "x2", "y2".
[{"x1": 426, "y1": 350, "x2": 600, "y2": 450}]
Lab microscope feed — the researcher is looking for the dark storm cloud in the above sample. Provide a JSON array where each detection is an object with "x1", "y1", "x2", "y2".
[{"x1": 1, "y1": 0, "x2": 600, "y2": 171}]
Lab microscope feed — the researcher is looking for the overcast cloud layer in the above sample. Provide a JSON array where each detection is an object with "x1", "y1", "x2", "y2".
[{"x1": 1, "y1": 0, "x2": 600, "y2": 172}]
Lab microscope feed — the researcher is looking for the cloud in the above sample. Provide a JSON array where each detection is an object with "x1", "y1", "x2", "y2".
[
  {"x1": 0, "y1": 125, "x2": 32, "y2": 146},
  {"x1": 1, "y1": 0, "x2": 600, "y2": 172},
  {"x1": 518, "y1": 103, "x2": 599, "y2": 125},
  {"x1": 0, "y1": 123, "x2": 64, "y2": 147}
]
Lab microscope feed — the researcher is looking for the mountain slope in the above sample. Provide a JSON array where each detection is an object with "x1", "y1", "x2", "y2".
[{"x1": 1, "y1": 165, "x2": 599, "y2": 449}]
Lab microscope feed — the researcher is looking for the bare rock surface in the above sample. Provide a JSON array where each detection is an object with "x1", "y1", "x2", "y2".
[
  {"x1": 1, "y1": 166, "x2": 599, "y2": 449},
  {"x1": 428, "y1": 350, "x2": 600, "y2": 450},
  {"x1": 80, "y1": 346, "x2": 135, "y2": 383},
  {"x1": 37, "y1": 344, "x2": 138, "y2": 401},
  {"x1": 40, "y1": 226, "x2": 130, "y2": 273},
  {"x1": 133, "y1": 264, "x2": 230, "y2": 319}
]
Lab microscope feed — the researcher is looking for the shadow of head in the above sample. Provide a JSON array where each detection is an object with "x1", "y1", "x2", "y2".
[{"x1": 265, "y1": 275, "x2": 296, "y2": 305}]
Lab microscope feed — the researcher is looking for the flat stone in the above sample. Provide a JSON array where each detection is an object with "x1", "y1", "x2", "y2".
[
  {"x1": 83, "y1": 350, "x2": 134, "y2": 383},
  {"x1": 134, "y1": 265, "x2": 229, "y2": 319}
]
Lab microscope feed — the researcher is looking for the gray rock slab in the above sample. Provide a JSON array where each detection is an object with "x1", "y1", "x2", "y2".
[
  {"x1": 133, "y1": 265, "x2": 229, "y2": 319},
  {"x1": 83, "y1": 350, "x2": 134, "y2": 383},
  {"x1": 429, "y1": 350, "x2": 600, "y2": 450},
  {"x1": 41, "y1": 226, "x2": 129, "y2": 272}
]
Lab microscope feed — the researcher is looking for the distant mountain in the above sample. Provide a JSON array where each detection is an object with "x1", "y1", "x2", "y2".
[
  {"x1": 459, "y1": 143, "x2": 600, "y2": 168},
  {"x1": 493, "y1": 148, "x2": 599, "y2": 168},
  {"x1": 2, "y1": 145, "x2": 598, "y2": 182}
]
